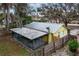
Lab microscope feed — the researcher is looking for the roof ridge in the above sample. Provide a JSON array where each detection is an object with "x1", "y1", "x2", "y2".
[
  {"x1": 25, "y1": 22, "x2": 64, "y2": 33},
  {"x1": 25, "y1": 26, "x2": 48, "y2": 33}
]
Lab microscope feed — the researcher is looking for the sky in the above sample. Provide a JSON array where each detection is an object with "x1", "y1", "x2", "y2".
[{"x1": 29, "y1": 3, "x2": 41, "y2": 9}]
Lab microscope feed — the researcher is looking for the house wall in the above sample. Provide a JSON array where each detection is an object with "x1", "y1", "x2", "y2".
[
  {"x1": 42, "y1": 26, "x2": 67, "y2": 43},
  {"x1": 42, "y1": 35, "x2": 48, "y2": 42},
  {"x1": 53, "y1": 26, "x2": 67, "y2": 38},
  {"x1": 39, "y1": 26, "x2": 68, "y2": 55}
]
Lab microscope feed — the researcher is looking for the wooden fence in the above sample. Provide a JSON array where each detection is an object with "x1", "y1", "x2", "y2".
[{"x1": 43, "y1": 36, "x2": 69, "y2": 55}]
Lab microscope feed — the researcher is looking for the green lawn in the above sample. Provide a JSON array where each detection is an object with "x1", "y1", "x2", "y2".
[{"x1": 0, "y1": 35, "x2": 29, "y2": 56}]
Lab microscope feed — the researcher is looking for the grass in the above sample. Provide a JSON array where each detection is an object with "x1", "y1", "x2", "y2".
[{"x1": 0, "y1": 33, "x2": 29, "y2": 56}]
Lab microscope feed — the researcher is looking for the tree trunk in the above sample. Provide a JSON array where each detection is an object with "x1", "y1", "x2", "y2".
[
  {"x1": 65, "y1": 22, "x2": 67, "y2": 28},
  {"x1": 18, "y1": 17, "x2": 23, "y2": 28},
  {"x1": 5, "y1": 5, "x2": 10, "y2": 31}
]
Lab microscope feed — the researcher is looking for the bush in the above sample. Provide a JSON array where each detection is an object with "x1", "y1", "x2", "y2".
[
  {"x1": 68, "y1": 39, "x2": 79, "y2": 52},
  {"x1": 22, "y1": 16, "x2": 32, "y2": 25},
  {"x1": 9, "y1": 22, "x2": 17, "y2": 29}
]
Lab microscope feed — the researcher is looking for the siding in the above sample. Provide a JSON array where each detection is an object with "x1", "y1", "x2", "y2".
[{"x1": 42, "y1": 35, "x2": 48, "y2": 42}]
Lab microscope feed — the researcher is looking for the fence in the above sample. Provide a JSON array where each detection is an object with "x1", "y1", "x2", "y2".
[{"x1": 43, "y1": 35, "x2": 70, "y2": 56}]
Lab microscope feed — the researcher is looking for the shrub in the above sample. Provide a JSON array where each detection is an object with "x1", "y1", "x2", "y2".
[
  {"x1": 9, "y1": 22, "x2": 17, "y2": 29},
  {"x1": 68, "y1": 39, "x2": 78, "y2": 52}
]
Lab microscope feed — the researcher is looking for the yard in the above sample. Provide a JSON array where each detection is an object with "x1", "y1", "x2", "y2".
[{"x1": 0, "y1": 30, "x2": 29, "y2": 56}]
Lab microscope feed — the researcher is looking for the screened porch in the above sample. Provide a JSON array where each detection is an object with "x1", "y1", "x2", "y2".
[{"x1": 12, "y1": 31, "x2": 47, "y2": 50}]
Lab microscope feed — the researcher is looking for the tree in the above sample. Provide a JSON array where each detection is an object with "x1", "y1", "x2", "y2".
[
  {"x1": 14, "y1": 3, "x2": 30, "y2": 27},
  {"x1": 0, "y1": 13, "x2": 5, "y2": 24},
  {"x1": 0, "y1": 3, "x2": 32, "y2": 29},
  {"x1": 0, "y1": 3, "x2": 14, "y2": 30},
  {"x1": 40, "y1": 4, "x2": 56, "y2": 22},
  {"x1": 40, "y1": 3, "x2": 65, "y2": 23}
]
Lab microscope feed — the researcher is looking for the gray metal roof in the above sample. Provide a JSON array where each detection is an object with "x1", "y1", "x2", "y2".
[
  {"x1": 25, "y1": 22, "x2": 64, "y2": 33},
  {"x1": 11, "y1": 22, "x2": 64, "y2": 40},
  {"x1": 10, "y1": 27, "x2": 47, "y2": 40}
]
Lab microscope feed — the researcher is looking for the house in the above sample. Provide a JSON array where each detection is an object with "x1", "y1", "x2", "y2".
[
  {"x1": 31, "y1": 15, "x2": 42, "y2": 21},
  {"x1": 28, "y1": 11, "x2": 44, "y2": 21},
  {"x1": 10, "y1": 22, "x2": 68, "y2": 56},
  {"x1": 25, "y1": 22, "x2": 67, "y2": 40}
]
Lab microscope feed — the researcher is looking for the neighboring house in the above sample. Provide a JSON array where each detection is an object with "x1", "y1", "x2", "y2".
[
  {"x1": 31, "y1": 15, "x2": 43, "y2": 20},
  {"x1": 29, "y1": 11, "x2": 44, "y2": 21},
  {"x1": 70, "y1": 20, "x2": 79, "y2": 24},
  {"x1": 10, "y1": 22, "x2": 68, "y2": 56}
]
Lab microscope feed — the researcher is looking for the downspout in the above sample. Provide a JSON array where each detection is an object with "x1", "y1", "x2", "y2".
[{"x1": 46, "y1": 27, "x2": 52, "y2": 43}]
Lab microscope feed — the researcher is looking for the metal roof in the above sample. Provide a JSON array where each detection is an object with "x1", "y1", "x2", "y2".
[
  {"x1": 10, "y1": 27, "x2": 47, "y2": 40},
  {"x1": 25, "y1": 22, "x2": 64, "y2": 33},
  {"x1": 11, "y1": 22, "x2": 65, "y2": 40}
]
